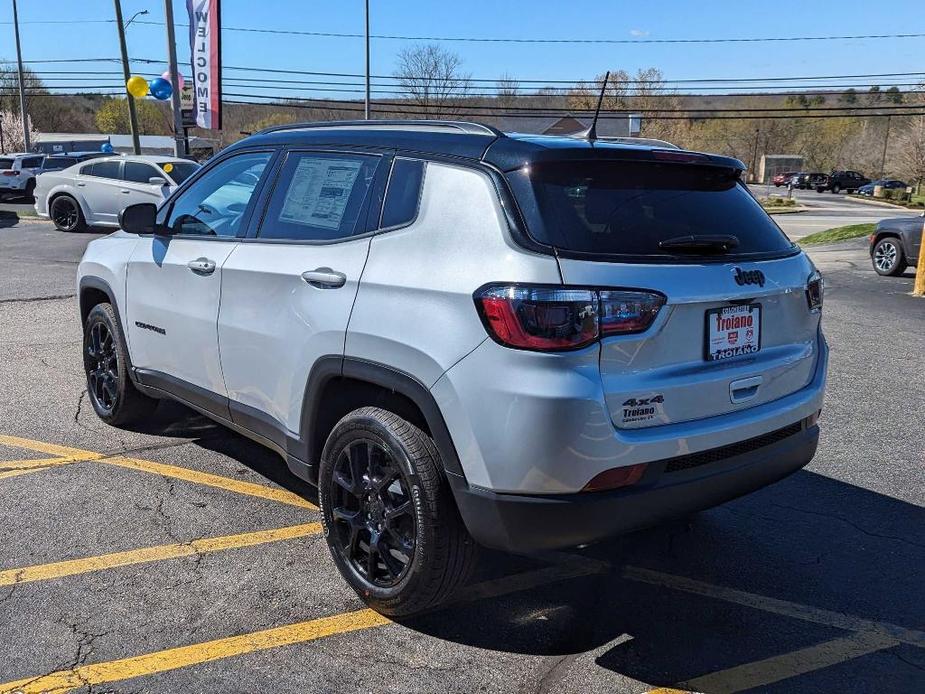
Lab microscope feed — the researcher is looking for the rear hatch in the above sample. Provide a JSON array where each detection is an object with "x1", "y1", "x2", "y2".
[
  {"x1": 0, "y1": 158, "x2": 18, "y2": 190},
  {"x1": 507, "y1": 155, "x2": 822, "y2": 429}
]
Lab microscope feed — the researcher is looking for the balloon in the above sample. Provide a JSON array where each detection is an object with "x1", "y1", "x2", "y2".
[
  {"x1": 100, "y1": 142, "x2": 114, "y2": 153},
  {"x1": 161, "y1": 70, "x2": 185, "y2": 91},
  {"x1": 148, "y1": 77, "x2": 173, "y2": 101},
  {"x1": 126, "y1": 75, "x2": 149, "y2": 98}
]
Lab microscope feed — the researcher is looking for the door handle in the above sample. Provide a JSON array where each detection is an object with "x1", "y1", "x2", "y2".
[
  {"x1": 120, "y1": 189, "x2": 131, "y2": 194},
  {"x1": 187, "y1": 257, "x2": 217, "y2": 275},
  {"x1": 301, "y1": 268, "x2": 346, "y2": 289},
  {"x1": 730, "y1": 375, "x2": 763, "y2": 404},
  {"x1": 76, "y1": 182, "x2": 85, "y2": 187}
]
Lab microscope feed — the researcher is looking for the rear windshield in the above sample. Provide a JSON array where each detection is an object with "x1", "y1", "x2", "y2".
[
  {"x1": 0, "y1": 159, "x2": 13, "y2": 169},
  {"x1": 159, "y1": 161, "x2": 199, "y2": 185},
  {"x1": 43, "y1": 157, "x2": 77, "y2": 171},
  {"x1": 507, "y1": 161, "x2": 795, "y2": 260}
]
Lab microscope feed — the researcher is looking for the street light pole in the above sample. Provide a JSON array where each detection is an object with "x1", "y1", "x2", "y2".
[
  {"x1": 11, "y1": 0, "x2": 31, "y2": 151},
  {"x1": 163, "y1": 0, "x2": 186, "y2": 157},
  {"x1": 114, "y1": 0, "x2": 141, "y2": 155},
  {"x1": 364, "y1": 0, "x2": 371, "y2": 120}
]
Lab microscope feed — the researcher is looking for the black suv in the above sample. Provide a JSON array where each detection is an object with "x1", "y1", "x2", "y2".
[{"x1": 815, "y1": 170, "x2": 869, "y2": 194}]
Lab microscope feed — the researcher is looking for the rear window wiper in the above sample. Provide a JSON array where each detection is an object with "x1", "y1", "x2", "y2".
[{"x1": 658, "y1": 234, "x2": 740, "y2": 253}]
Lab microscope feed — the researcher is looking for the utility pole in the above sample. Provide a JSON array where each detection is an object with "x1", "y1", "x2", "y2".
[
  {"x1": 879, "y1": 115, "x2": 891, "y2": 179},
  {"x1": 751, "y1": 127, "x2": 760, "y2": 183},
  {"x1": 364, "y1": 0, "x2": 371, "y2": 120},
  {"x1": 163, "y1": 0, "x2": 186, "y2": 156},
  {"x1": 11, "y1": 0, "x2": 30, "y2": 151},
  {"x1": 114, "y1": 0, "x2": 141, "y2": 155}
]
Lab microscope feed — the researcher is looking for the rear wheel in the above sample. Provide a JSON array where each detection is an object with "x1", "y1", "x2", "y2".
[
  {"x1": 22, "y1": 179, "x2": 35, "y2": 202},
  {"x1": 831, "y1": 184, "x2": 841, "y2": 194},
  {"x1": 83, "y1": 303, "x2": 157, "y2": 426},
  {"x1": 872, "y1": 237, "x2": 907, "y2": 276},
  {"x1": 51, "y1": 195, "x2": 85, "y2": 232},
  {"x1": 319, "y1": 407, "x2": 476, "y2": 617}
]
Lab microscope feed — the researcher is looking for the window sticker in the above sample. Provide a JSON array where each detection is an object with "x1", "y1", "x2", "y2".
[
  {"x1": 162, "y1": 162, "x2": 174, "y2": 173},
  {"x1": 279, "y1": 157, "x2": 362, "y2": 230}
]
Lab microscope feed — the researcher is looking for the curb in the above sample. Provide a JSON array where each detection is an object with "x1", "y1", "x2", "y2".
[{"x1": 842, "y1": 195, "x2": 917, "y2": 210}]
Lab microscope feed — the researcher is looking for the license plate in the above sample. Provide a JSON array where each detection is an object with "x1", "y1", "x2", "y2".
[{"x1": 705, "y1": 304, "x2": 761, "y2": 361}]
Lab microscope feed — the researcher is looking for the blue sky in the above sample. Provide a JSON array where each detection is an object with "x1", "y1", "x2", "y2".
[{"x1": 1, "y1": 0, "x2": 922, "y2": 92}]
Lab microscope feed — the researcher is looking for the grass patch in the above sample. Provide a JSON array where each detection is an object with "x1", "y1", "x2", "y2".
[
  {"x1": 800, "y1": 223, "x2": 875, "y2": 246},
  {"x1": 759, "y1": 196, "x2": 797, "y2": 208}
]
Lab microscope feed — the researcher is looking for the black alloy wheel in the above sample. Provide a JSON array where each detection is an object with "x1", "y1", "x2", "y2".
[
  {"x1": 329, "y1": 438, "x2": 416, "y2": 587},
  {"x1": 51, "y1": 196, "x2": 83, "y2": 232},
  {"x1": 85, "y1": 320, "x2": 118, "y2": 414}
]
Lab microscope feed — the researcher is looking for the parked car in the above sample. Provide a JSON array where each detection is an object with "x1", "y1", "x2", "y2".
[
  {"x1": 77, "y1": 120, "x2": 828, "y2": 616},
  {"x1": 792, "y1": 172, "x2": 826, "y2": 190},
  {"x1": 0, "y1": 152, "x2": 45, "y2": 201},
  {"x1": 869, "y1": 212, "x2": 923, "y2": 276},
  {"x1": 815, "y1": 170, "x2": 870, "y2": 194},
  {"x1": 773, "y1": 171, "x2": 799, "y2": 187},
  {"x1": 34, "y1": 155, "x2": 200, "y2": 232},
  {"x1": 857, "y1": 179, "x2": 908, "y2": 197},
  {"x1": 38, "y1": 151, "x2": 110, "y2": 175}
]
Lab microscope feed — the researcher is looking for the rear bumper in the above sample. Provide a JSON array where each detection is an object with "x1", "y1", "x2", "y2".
[{"x1": 450, "y1": 422, "x2": 819, "y2": 553}]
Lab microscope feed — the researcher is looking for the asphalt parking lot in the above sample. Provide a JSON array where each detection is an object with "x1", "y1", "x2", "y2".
[{"x1": 1, "y1": 217, "x2": 923, "y2": 693}]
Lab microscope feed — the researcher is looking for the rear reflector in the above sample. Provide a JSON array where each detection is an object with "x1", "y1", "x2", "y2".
[
  {"x1": 582, "y1": 463, "x2": 647, "y2": 492},
  {"x1": 474, "y1": 284, "x2": 665, "y2": 352}
]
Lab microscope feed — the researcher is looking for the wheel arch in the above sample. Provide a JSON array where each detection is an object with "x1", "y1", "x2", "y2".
[
  {"x1": 48, "y1": 187, "x2": 89, "y2": 220},
  {"x1": 78, "y1": 276, "x2": 134, "y2": 372},
  {"x1": 870, "y1": 229, "x2": 902, "y2": 256},
  {"x1": 299, "y1": 356, "x2": 466, "y2": 482}
]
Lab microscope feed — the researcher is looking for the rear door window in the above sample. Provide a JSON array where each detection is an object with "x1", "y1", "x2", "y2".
[
  {"x1": 507, "y1": 160, "x2": 795, "y2": 261},
  {"x1": 85, "y1": 161, "x2": 122, "y2": 180},
  {"x1": 258, "y1": 152, "x2": 380, "y2": 241},
  {"x1": 124, "y1": 161, "x2": 161, "y2": 184},
  {"x1": 380, "y1": 158, "x2": 425, "y2": 229}
]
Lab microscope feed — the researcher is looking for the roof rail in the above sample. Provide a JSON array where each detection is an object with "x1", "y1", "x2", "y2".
[{"x1": 256, "y1": 119, "x2": 503, "y2": 137}]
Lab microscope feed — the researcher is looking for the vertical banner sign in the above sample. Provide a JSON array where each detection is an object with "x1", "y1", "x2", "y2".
[{"x1": 187, "y1": 0, "x2": 222, "y2": 129}]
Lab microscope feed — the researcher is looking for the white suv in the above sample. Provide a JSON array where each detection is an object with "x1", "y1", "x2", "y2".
[
  {"x1": 77, "y1": 121, "x2": 828, "y2": 616},
  {"x1": 0, "y1": 152, "x2": 44, "y2": 200}
]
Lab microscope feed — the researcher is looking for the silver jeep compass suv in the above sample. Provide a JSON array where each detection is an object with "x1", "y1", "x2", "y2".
[{"x1": 77, "y1": 120, "x2": 827, "y2": 616}]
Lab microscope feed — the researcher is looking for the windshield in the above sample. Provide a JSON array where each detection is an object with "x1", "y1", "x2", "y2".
[
  {"x1": 159, "y1": 161, "x2": 199, "y2": 185},
  {"x1": 507, "y1": 160, "x2": 795, "y2": 260}
]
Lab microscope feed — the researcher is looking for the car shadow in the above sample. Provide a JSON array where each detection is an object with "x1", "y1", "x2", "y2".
[
  {"x1": 134, "y1": 404, "x2": 924, "y2": 691},
  {"x1": 0, "y1": 210, "x2": 20, "y2": 228}
]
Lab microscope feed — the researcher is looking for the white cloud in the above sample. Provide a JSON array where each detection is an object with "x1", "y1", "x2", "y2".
[{"x1": 629, "y1": 29, "x2": 650, "y2": 37}]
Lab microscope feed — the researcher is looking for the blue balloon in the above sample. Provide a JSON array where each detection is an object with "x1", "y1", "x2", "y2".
[
  {"x1": 101, "y1": 142, "x2": 114, "y2": 153},
  {"x1": 148, "y1": 77, "x2": 173, "y2": 101}
]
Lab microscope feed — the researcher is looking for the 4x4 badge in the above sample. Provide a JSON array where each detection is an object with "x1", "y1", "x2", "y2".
[{"x1": 733, "y1": 267, "x2": 765, "y2": 287}]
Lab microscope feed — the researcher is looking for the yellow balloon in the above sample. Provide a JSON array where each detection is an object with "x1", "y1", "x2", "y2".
[{"x1": 126, "y1": 75, "x2": 149, "y2": 98}]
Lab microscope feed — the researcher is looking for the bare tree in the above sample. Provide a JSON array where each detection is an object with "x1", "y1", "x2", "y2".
[
  {"x1": 895, "y1": 115, "x2": 925, "y2": 189},
  {"x1": 567, "y1": 70, "x2": 629, "y2": 112},
  {"x1": 496, "y1": 72, "x2": 519, "y2": 109},
  {"x1": 394, "y1": 44, "x2": 471, "y2": 118}
]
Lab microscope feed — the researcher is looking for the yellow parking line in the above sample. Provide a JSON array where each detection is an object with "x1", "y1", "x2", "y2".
[
  {"x1": 104, "y1": 455, "x2": 317, "y2": 510},
  {"x1": 0, "y1": 608, "x2": 389, "y2": 694},
  {"x1": 0, "y1": 557, "x2": 605, "y2": 693},
  {"x1": 681, "y1": 631, "x2": 899, "y2": 694},
  {"x1": 624, "y1": 565, "x2": 925, "y2": 648},
  {"x1": 0, "y1": 467, "x2": 52, "y2": 481},
  {"x1": 0, "y1": 435, "x2": 316, "y2": 510},
  {"x1": 0, "y1": 523, "x2": 322, "y2": 587},
  {"x1": 0, "y1": 457, "x2": 78, "y2": 471}
]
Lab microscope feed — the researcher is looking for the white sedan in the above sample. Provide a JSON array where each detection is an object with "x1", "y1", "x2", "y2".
[{"x1": 34, "y1": 155, "x2": 200, "y2": 232}]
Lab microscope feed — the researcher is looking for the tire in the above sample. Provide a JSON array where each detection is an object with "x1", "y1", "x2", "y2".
[
  {"x1": 872, "y1": 237, "x2": 908, "y2": 277},
  {"x1": 83, "y1": 303, "x2": 158, "y2": 426},
  {"x1": 319, "y1": 406, "x2": 477, "y2": 617},
  {"x1": 832, "y1": 184, "x2": 840, "y2": 194},
  {"x1": 50, "y1": 194, "x2": 86, "y2": 232},
  {"x1": 22, "y1": 179, "x2": 35, "y2": 202}
]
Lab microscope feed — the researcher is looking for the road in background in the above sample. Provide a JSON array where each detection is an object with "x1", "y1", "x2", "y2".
[
  {"x1": 1, "y1": 218, "x2": 922, "y2": 693},
  {"x1": 749, "y1": 185, "x2": 922, "y2": 240}
]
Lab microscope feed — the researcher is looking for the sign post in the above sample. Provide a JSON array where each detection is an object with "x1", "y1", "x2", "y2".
[
  {"x1": 163, "y1": 0, "x2": 186, "y2": 156},
  {"x1": 915, "y1": 217, "x2": 925, "y2": 297}
]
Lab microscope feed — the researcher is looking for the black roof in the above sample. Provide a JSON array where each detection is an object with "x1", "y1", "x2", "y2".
[{"x1": 235, "y1": 120, "x2": 746, "y2": 173}]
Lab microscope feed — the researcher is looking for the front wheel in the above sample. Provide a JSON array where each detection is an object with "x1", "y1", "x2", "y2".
[
  {"x1": 83, "y1": 303, "x2": 157, "y2": 426},
  {"x1": 872, "y1": 237, "x2": 908, "y2": 276},
  {"x1": 319, "y1": 407, "x2": 476, "y2": 617},
  {"x1": 831, "y1": 184, "x2": 841, "y2": 194}
]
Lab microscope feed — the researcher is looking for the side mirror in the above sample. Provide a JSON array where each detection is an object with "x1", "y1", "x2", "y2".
[
  {"x1": 148, "y1": 176, "x2": 168, "y2": 186},
  {"x1": 119, "y1": 203, "x2": 160, "y2": 235}
]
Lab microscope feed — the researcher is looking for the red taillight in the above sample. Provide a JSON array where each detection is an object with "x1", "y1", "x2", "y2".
[
  {"x1": 806, "y1": 272, "x2": 824, "y2": 312},
  {"x1": 474, "y1": 285, "x2": 665, "y2": 352},
  {"x1": 582, "y1": 463, "x2": 648, "y2": 492},
  {"x1": 2, "y1": 171, "x2": 18, "y2": 177}
]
